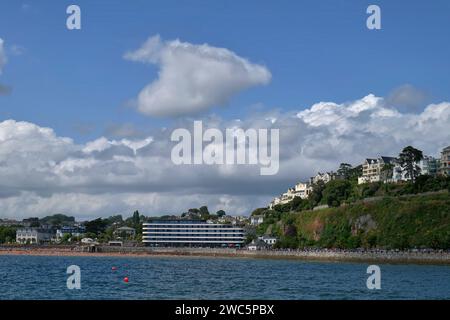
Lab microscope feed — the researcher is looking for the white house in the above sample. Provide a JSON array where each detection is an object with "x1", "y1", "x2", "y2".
[
  {"x1": 258, "y1": 235, "x2": 277, "y2": 246},
  {"x1": 250, "y1": 216, "x2": 264, "y2": 226},
  {"x1": 16, "y1": 228, "x2": 55, "y2": 244},
  {"x1": 247, "y1": 239, "x2": 268, "y2": 251},
  {"x1": 358, "y1": 156, "x2": 397, "y2": 184},
  {"x1": 56, "y1": 225, "x2": 86, "y2": 241},
  {"x1": 269, "y1": 181, "x2": 312, "y2": 208},
  {"x1": 309, "y1": 172, "x2": 337, "y2": 185},
  {"x1": 81, "y1": 238, "x2": 97, "y2": 244}
]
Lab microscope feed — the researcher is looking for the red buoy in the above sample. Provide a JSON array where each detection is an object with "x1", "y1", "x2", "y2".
[
  {"x1": 123, "y1": 277, "x2": 129, "y2": 283},
  {"x1": 111, "y1": 267, "x2": 117, "y2": 271}
]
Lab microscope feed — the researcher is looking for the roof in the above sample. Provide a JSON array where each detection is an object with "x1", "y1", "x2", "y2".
[
  {"x1": 380, "y1": 156, "x2": 396, "y2": 164},
  {"x1": 260, "y1": 235, "x2": 277, "y2": 240},
  {"x1": 365, "y1": 157, "x2": 396, "y2": 164}
]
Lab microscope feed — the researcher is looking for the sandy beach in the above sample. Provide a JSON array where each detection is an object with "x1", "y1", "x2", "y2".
[{"x1": 1, "y1": 245, "x2": 449, "y2": 265}]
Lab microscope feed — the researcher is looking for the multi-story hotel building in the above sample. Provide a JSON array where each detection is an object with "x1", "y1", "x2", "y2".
[
  {"x1": 419, "y1": 155, "x2": 439, "y2": 176},
  {"x1": 358, "y1": 156, "x2": 397, "y2": 184},
  {"x1": 142, "y1": 220, "x2": 245, "y2": 247}
]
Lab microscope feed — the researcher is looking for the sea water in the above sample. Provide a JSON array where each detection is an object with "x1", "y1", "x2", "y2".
[{"x1": 0, "y1": 255, "x2": 448, "y2": 300}]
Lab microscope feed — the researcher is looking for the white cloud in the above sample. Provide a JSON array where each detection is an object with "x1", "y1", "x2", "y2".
[
  {"x1": 0, "y1": 93, "x2": 449, "y2": 219},
  {"x1": 0, "y1": 38, "x2": 6, "y2": 74},
  {"x1": 124, "y1": 35, "x2": 272, "y2": 117}
]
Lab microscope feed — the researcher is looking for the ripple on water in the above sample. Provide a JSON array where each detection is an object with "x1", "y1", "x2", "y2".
[{"x1": 0, "y1": 255, "x2": 449, "y2": 300}]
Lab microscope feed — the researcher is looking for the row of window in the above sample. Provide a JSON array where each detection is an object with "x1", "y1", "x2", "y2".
[
  {"x1": 143, "y1": 239, "x2": 244, "y2": 243},
  {"x1": 143, "y1": 231, "x2": 244, "y2": 234},
  {"x1": 143, "y1": 225, "x2": 241, "y2": 229},
  {"x1": 143, "y1": 236, "x2": 244, "y2": 240}
]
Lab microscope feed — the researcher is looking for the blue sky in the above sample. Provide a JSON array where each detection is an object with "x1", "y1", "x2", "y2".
[{"x1": 1, "y1": 0, "x2": 450, "y2": 142}]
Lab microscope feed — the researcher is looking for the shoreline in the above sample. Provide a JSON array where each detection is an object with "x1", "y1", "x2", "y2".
[{"x1": 1, "y1": 246, "x2": 450, "y2": 265}]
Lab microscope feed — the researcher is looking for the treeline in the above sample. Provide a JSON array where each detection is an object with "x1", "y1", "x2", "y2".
[
  {"x1": 150, "y1": 206, "x2": 227, "y2": 221},
  {"x1": 270, "y1": 174, "x2": 450, "y2": 214},
  {"x1": 81, "y1": 210, "x2": 144, "y2": 242},
  {"x1": 0, "y1": 226, "x2": 17, "y2": 244},
  {"x1": 0, "y1": 211, "x2": 145, "y2": 244},
  {"x1": 0, "y1": 206, "x2": 229, "y2": 244}
]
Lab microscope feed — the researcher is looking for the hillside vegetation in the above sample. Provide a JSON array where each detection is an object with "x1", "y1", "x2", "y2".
[{"x1": 256, "y1": 192, "x2": 450, "y2": 250}]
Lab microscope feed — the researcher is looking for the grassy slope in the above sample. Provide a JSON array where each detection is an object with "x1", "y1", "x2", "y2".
[{"x1": 292, "y1": 193, "x2": 450, "y2": 249}]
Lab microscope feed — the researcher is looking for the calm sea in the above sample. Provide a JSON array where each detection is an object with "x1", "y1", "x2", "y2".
[{"x1": 0, "y1": 255, "x2": 448, "y2": 300}]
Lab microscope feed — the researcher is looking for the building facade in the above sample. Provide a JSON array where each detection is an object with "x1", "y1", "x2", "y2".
[
  {"x1": 56, "y1": 225, "x2": 86, "y2": 241},
  {"x1": 309, "y1": 172, "x2": 337, "y2": 185},
  {"x1": 269, "y1": 181, "x2": 312, "y2": 208},
  {"x1": 16, "y1": 228, "x2": 55, "y2": 244},
  {"x1": 439, "y1": 146, "x2": 450, "y2": 176},
  {"x1": 250, "y1": 215, "x2": 264, "y2": 226},
  {"x1": 258, "y1": 235, "x2": 277, "y2": 246},
  {"x1": 358, "y1": 156, "x2": 397, "y2": 184},
  {"x1": 419, "y1": 155, "x2": 439, "y2": 176},
  {"x1": 113, "y1": 226, "x2": 136, "y2": 239},
  {"x1": 142, "y1": 220, "x2": 245, "y2": 247}
]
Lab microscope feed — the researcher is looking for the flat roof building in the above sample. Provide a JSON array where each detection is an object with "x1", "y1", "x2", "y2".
[{"x1": 142, "y1": 220, "x2": 245, "y2": 247}]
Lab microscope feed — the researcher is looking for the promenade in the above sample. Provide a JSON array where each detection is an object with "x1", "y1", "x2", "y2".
[{"x1": 1, "y1": 245, "x2": 449, "y2": 265}]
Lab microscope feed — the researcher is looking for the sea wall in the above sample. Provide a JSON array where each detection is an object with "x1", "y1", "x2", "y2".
[
  {"x1": 96, "y1": 246, "x2": 450, "y2": 264},
  {"x1": 1, "y1": 245, "x2": 449, "y2": 265}
]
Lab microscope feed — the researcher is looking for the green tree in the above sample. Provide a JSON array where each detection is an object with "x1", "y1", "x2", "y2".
[
  {"x1": 199, "y1": 206, "x2": 210, "y2": 219},
  {"x1": 399, "y1": 146, "x2": 424, "y2": 182},
  {"x1": 381, "y1": 163, "x2": 394, "y2": 183},
  {"x1": 337, "y1": 163, "x2": 353, "y2": 180},
  {"x1": 216, "y1": 210, "x2": 226, "y2": 217},
  {"x1": 61, "y1": 233, "x2": 72, "y2": 243},
  {"x1": 40, "y1": 214, "x2": 75, "y2": 227},
  {"x1": 132, "y1": 210, "x2": 140, "y2": 226},
  {"x1": 308, "y1": 180, "x2": 325, "y2": 207},
  {"x1": 251, "y1": 208, "x2": 266, "y2": 216},
  {"x1": 0, "y1": 226, "x2": 17, "y2": 244},
  {"x1": 106, "y1": 215, "x2": 123, "y2": 225},
  {"x1": 349, "y1": 165, "x2": 363, "y2": 181},
  {"x1": 322, "y1": 180, "x2": 352, "y2": 207},
  {"x1": 84, "y1": 218, "x2": 107, "y2": 235}
]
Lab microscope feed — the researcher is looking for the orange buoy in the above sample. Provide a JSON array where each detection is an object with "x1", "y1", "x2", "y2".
[{"x1": 123, "y1": 277, "x2": 129, "y2": 283}]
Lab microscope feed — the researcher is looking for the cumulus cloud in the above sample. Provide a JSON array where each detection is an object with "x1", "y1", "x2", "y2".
[
  {"x1": 0, "y1": 94, "x2": 449, "y2": 219},
  {"x1": 124, "y1": 35, "x2": 272, "y2": 117}
]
